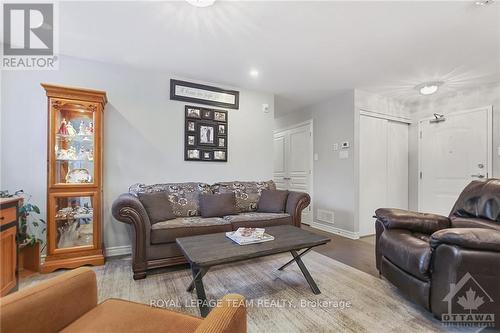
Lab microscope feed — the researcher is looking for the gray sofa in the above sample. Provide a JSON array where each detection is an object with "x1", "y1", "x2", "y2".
[{"x1": 112, "y1": 181, "x2": 310, "y2": 279}]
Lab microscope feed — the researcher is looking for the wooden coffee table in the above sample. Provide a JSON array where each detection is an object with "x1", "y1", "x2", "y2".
[{"x1": 176, "y1": 225, "x2": 330, "y2": 317}]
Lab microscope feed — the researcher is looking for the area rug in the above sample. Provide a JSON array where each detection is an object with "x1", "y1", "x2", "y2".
[{"x1": 20, "y1": 252, "x2": 476, "y2": 333}]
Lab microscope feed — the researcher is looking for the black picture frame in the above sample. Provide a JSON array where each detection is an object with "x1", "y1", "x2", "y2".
[
  {"x1": 185, "y1": 105, "x2": 228, "y2": 162},
  {"x1": 171, "y1": 79, "x2": 239, "y2": 110}
]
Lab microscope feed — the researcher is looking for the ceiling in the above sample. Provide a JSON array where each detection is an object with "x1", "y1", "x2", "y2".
[{"x1": 58, "y1": 1, "x2": 500, "y2": 115}]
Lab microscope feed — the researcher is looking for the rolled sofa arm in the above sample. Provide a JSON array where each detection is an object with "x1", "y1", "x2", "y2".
[
  {"x1": 112, "y1": 193, "x2": 151, "y2": 279},
  {"x1": 286, "y1": 191, "x2": 311, "y2": 227},
  {"x1": 0, "y1": 268, "x2": 97, "y2": 333},
  {"x1": 430, "y1": 228, "x2": 500, "y2": 252},
  {"x1": 375, "y1": 208, "x2": 450, "y2": 234},
  {"x1": 194, "y1": 294, "x2": 247, "y2": 333}
]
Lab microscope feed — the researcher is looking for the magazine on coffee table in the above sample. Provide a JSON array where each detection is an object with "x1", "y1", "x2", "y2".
[{"x1": 226, "y1": 227, "x2": 275, "y2": 245}]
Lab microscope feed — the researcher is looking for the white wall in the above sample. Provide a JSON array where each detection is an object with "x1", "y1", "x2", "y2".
[
  {"x1": 276, "y1": 90, "x2": 356, "y2": 233},
  {"x1": 408, "y1": 84, "x2": 500, "y2": 211},
  {"x1": 1, "y1": 56, "x2": 275, "y2": 250},
  {"x1": 275, "y1": 89, "x2": 410, "y2": 237}
]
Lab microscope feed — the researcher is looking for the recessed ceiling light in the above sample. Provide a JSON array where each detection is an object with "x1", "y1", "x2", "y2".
[
  {"x1": 415, "y1": 81, "x2": 444, "y2": 96},
  {"x1": 249, "y1": 69, "x2": 259, "y2": 78},
  {"x1": 186, "y1": 0, "x2": 215, "y2": 8}
]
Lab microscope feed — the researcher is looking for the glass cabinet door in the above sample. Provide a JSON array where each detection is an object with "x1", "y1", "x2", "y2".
[
  {"x1": 48, "y1": 191, "x2": 98, "y2": 253},
  {"x1": 50, "y1": 99, "x2": 100, "y2": 187}
]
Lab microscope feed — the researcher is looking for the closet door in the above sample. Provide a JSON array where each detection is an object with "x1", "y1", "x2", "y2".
[
  {"x1": 359, "y1": 115, "x2": 388, "y2": 236},
  {"x1": 273, "y1": 132, "x2": 287, "y2": 190},
  {"x1": 387, "y1": 121, "x2": 408, "y2": 209},
  {"x1": 273, "y1": 123, "x2": 313, "y2": 225},
  {"x1": 359, "y1": 115, "x2": 409, "y2": 236}
]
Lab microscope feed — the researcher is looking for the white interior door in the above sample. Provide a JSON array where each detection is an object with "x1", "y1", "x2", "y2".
[
  {"x1": 359, "y1": 115, "x2": 388, "y2": 236},
  {"x1": 273, "y1": 132, "x2": 287, "y2": 190},
  {"x1": 419, "y1": 107, "x2": 492, "y2": 216},
  {"x1": 273, "y1": 123, "x2": 313, "y2": 225},
  {"x1": 387, "y1": 121, "x2": 409, "y2": 209}
]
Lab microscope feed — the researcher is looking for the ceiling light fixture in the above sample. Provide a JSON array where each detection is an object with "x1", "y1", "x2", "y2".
[
  {"x1": 474, "y1": 0, "x2": 494, "y2": 5},
  {"x1": 186, "y1": 0, "x2": 215, "y2": 8},
  {"x1": 415, "y1": 81, "x2": 444, "y2": 96},
  {"x1": 249, "y1": 69, "x2": 259, "y2": 78}
]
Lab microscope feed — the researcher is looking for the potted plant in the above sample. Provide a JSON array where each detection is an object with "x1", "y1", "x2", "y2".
[{"x1": 1, "y1": 190, "x2": 46, "y2": 276}]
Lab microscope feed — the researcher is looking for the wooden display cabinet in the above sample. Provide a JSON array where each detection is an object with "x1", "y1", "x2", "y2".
[
  {"x1": 0, "y1": 197, "x2": 21, "y2": 296},
  {"x1": 41, "y1": 84, "x2": 107, "y2": 273}
]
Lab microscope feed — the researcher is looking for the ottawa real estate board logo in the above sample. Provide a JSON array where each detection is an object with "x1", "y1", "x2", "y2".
[
  {"x1": 442, "y1": 272, "x2": 495, "y2": 327},
  {"x1": 2, "y1": 3, "x2": 58, "y2": 70}
]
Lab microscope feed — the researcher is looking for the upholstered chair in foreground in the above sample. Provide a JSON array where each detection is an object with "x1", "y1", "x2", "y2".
[
  {"x1": 375, "y1": 179, "x2": 500, "y2": 327},
  {"x1": 0, "y1": 268, "x2": 246, "y2": 333}
]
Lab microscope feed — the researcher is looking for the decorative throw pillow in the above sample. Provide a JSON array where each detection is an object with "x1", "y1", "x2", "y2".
[
  {"x1": 211, "y1": 181, "x2": 276, "y2": 212},
  {"x1": 137, "y1": 192, "x2": 176, "y2": 225},
  {"x1": 257, "y1": 189, "x2": 289, "y2": 213},
  {"x1": 199, "y1": 193, "x2": 238, "y2": 218}
]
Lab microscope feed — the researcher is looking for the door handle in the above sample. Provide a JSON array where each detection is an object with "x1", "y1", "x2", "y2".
[
  {"x1": 283, "y1": 177, "x2": 291, "y2": 180},
  {"x1": 471, "y1": 174, "x2": 485, "y2": 179}
]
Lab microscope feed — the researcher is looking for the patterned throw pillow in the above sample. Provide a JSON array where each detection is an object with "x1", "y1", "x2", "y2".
[
  {"x1": 129, "y1": 182, "x2": 212, "y2": 217},
  {"x1": 211, "y1": 181, "x2": 276, "y2": 212}
]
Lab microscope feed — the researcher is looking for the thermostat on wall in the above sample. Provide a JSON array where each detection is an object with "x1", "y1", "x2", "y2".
[{"x1": 341, "y1": 141, "x2": 350, "y2": 149}]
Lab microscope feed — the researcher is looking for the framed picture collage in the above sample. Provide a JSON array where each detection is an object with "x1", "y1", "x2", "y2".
[{"x1": 185, "y1": 105, "x2": 228, "y2": 162}]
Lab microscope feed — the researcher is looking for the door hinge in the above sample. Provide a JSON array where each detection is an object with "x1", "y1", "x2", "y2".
[
  {"x1": 310, "y1": 131, "x2": 312, "y2": 137},
  {"x1": 420, "y1": 171, "x2": 423, "y2": 179}
]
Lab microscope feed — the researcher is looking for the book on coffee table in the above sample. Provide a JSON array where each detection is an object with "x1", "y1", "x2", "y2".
[{"x1": 226, "y1": 227, "x2": 275, "y2": 245}]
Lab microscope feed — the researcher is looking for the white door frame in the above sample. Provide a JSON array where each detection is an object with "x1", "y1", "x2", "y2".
[
  {"x1": 417, "y1": 105, "x2": 493, "y2": 212},
  {"x1": 274, "y1": 119, "x2": 314, "y2": 223}
]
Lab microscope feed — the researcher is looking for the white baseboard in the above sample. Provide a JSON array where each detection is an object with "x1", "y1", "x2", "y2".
[
  {"x1": 310, "y1": 221, "x2": 360, "y2": 240},
  {"x1": 105, "y1": 245, "x2": 132, "y2": 257}
]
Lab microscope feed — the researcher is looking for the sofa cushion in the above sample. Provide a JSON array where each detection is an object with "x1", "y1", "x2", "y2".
[
  {"x1": 137, "y1": 192, "x2": 175, "y2": 225},
  {"x1": 150, "y1": 217, "x2": 232, "y2": 244},
  {"x1": 379, "y1": 229, "x2": 432, "y2": 281},
  {"x1": 129, "y1": 182, "x2": 212, "y2": 217},
  {"x1": 257, "y1": 189, "x2": 289, "y2": 213},
  {"x1": 61, "y1": 299, "x2": 202, "y2": 333},
  {"x1": 199, "y1": 193, "x2": 238, "y2": 218},
  {"x1": 223, "y1": 212, "x2": 292, "y2": 229},
  {"x1": 211, "y1": 181, "x2": 276, "y2": 212}
]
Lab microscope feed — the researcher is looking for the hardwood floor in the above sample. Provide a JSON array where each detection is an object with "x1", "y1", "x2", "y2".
[{"x1": 303, "y1": 224, "x2": 379, "y2": 277}]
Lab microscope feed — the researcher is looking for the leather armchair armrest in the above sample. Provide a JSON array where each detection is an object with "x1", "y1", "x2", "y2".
[
  {"x1": 0, "y1": 268, "x2": 97, "y2": 333},
  {"x1": 375, "y1": 208, "x2": 450, "y2": 234},
  {"x1": 430, "y1": 228, "x2": 500, "y2": 252},
  {"x1": 286, "y1": 191, "x2": 311, "y2": 227},
  {"x1": 194, "y1": 294, "x2": 246, "y2": 333},
  {"x1": 112, "y1": 193, "x2": 151, "y2": 279}
]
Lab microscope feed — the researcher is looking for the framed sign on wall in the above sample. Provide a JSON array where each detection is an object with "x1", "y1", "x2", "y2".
[
  {"x1": 171, "y1": 79, "x2": 239, "y2": 109},
  {"x1": 185, "y1": 105, "x2": 228, "y2": 162}
]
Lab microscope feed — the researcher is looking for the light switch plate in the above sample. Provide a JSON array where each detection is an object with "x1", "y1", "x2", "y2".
[{"x1": 314, "y1": 153, "x2": 319, "y2": 161}]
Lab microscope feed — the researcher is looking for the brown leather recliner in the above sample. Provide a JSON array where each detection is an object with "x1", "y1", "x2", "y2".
[{"x1": 375, "y1": 179, "x2": 500, "y2": 327}]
